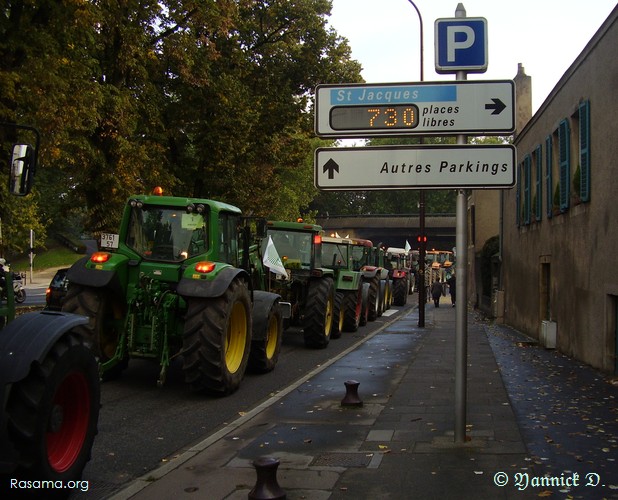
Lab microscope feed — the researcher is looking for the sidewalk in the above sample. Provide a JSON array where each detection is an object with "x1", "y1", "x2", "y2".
[{"x1": 109, "y1": 296, "x2": 618, "y2": 500}]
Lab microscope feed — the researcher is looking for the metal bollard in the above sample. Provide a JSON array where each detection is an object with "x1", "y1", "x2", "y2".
[
  {"x1": 341, "y1": 380, "x2": 363, "y2": 407},
  {"x1": 248, "y1": 456, "x2": 286, "y2": 500}
]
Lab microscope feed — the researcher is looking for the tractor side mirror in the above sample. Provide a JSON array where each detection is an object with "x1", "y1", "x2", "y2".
[{"x1": 9, "y1": 143, "x2": 35, "y2": 196}]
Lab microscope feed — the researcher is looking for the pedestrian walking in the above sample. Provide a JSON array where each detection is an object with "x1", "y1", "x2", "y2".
[
  {"x1": 430, "y1": 280, "x2": 443, "y2": 307},
  {"x1": 446, "y1": 272, "x2": 456, "y2": 307}
]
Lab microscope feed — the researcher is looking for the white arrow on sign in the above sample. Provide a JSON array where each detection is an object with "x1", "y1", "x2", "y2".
[
  {"x1": 315, "y1": 144, "x2": 516, "y2": 190},
  {"x1": 315, "y1": 80, "x2": 514, "y2": 138}
]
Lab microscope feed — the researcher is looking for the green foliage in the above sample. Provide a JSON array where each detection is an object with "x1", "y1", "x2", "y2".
[
  {"x1": 0, "y1": 182, "x2": 46, "y2": 259},
  {"x1": 1, "y1": 0, "x2": 363, "y2": 238}
]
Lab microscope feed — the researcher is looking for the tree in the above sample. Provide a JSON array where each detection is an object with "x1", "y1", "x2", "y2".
[
  {"x1": 163, "y1": 0, "x2": 362, "y2": 219},
  {"x1": 1, "y1": 0, "x2": 363, "y2": 243}
]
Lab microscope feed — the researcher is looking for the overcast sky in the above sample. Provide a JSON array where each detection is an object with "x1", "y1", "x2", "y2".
[{"x1": 328, "y1": 0, "x2": 616, "y2": 113}]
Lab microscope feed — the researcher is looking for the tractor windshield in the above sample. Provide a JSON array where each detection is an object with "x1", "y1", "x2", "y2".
[
  {"x1": 351, "y1": 245, "x2": 370, "y2": 270},
  {"x1": 127, "y1": 205, "x2": 207, "y2": 262},
  {"x1": 266, "y1": 230, "x2": 313, "y2": 270},
  {"x1": 322, "y1": 242, "x2": 349, "y2": 269}
]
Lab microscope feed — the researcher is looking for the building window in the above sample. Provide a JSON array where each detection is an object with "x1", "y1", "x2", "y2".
[
  {"x1": 558, "y1": 118, "x2": 571, "y2": 212},
  {"x1": 534, "y1": 145, "x2": 542, "y2": 221},
  {"x1": 578, "y1": 100, "x2": 591, "y2": 202}
]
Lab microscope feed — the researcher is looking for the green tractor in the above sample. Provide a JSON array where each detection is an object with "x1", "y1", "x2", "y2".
[
  {"x1": 62, "y1": 191, "x2": 289, "y2": 395},
  {"x1": 322, "y1": 236, "x2": 366, "y2": 335},
  {"x1": 349, "y1": 238, "x2": 392, "y2": 321},
  {"x1": 262, "y1": 220, "x2": 335, "y2": 349},
  {"x1": 1, "y1": 127, "x2": 100, "y2": 485}
]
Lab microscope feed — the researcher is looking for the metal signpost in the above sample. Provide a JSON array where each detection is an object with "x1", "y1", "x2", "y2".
[
  {"x1": 315, "y1": 80, "x2": 514, "y2": 138},
  {"x1": 313, "y1": 6, "x2": 514, "y2": 445},
  {"x1": 437, "y1": 6, "x2": 483, "y2": 444}
]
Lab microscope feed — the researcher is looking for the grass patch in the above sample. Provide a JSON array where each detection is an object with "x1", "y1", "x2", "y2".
[{"x1": 9, "y1": 241, "x2": 84, "y2": 272}]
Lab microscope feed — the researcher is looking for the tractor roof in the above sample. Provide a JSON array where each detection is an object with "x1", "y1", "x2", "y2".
[
  {"x1": 267, "y1": 220, "x2": 323, "y2": 232},
  {"x1": 129, "y1": 194, "x2": 242, "y2": 214}
]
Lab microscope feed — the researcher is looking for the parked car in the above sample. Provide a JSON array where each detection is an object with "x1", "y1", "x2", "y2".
[{"x1": 45, "y1": 268, "x2": 69, "y2": 310}]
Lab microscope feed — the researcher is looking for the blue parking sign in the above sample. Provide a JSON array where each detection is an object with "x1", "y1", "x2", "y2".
[{"x1": 435, "y1": 18, "x2": 487, "y2": 74}]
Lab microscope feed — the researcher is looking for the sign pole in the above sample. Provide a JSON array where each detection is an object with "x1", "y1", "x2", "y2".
[
  {"x1": 407, "y1": 0, "x2": 426, "y2": 328},
  {"x1": 454, "y1": 3, "x2": 469, "y2": 445}
]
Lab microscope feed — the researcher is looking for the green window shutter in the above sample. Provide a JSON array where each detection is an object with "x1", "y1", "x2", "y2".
[
  {"x1": 558, "y1": 119, "x2": 570, "y2": 211},
  {"x1": 545, "y1": 136, "x2": 553, "y2": 219},
  {"x1": 524, "y1": 155, "x2": 531, "y2": 225},
  {"x1": 535, "y1": 144, "x2": 542, "y2": 221},
  {"x1": 579, "y1": 100, "x2": 591, "y2": 202}
]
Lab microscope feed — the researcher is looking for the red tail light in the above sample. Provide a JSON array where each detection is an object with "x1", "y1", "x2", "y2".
[
  {"x1": 195, "y1": 261, "x2": 216, "y2": 273},
  {"x1": 90, "y1": 252, "x2": 111, "y2": 264}
]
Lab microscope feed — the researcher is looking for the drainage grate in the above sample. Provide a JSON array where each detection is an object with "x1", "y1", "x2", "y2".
[{"x1": 311, "y1": 452, "x2": 373, "y2": 467}]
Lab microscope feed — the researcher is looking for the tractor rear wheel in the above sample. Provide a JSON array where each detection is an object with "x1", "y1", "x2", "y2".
[
  {"x1": 303, "y1": 277, "x2": 334, "y2": 348},
  {"x1": 393, "y1": 278, "x2": 408, "y2": 306},
  {"x1": 182, "y1": 279, "x2": 252, "y2": 395},
  {"x1": 6, "y1": 333, "x2": 100, "y2": 483},
  {"x1": 248, "y1": 301, "x2": 283, "y2": 373}
]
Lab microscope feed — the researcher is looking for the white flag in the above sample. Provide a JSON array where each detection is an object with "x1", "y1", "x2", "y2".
[
  {"x1": 263, "y1": 236, "x2": 287, "y2": 277},
  {"x1": 405, "y1": 240, "x2": 411, "y2": 252}
]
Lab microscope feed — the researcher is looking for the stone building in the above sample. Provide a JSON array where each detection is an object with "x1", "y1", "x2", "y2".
[{"x1": 498, "y1": 5, "x2": 618, "y2": 374}]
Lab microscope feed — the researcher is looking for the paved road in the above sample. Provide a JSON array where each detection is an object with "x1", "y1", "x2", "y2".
[{"x1": 72, "y1": 304, "x2": 410, "y2": 499}]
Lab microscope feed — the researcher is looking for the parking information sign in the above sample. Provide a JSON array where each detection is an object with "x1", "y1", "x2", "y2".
[
  {"x1": 315, "y1": 144, "x2": 516, "y2": 190},
  {"x1": 315, "y1": 80, "x2": 514, "y2": 138}
]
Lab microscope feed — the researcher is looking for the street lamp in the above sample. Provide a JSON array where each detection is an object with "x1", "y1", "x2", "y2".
[{"x1": 406, "y1": 0, "x2": 426, "y2": 327}]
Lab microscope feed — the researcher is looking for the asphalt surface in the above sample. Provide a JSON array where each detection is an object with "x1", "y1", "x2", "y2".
[{"x1": 90, "y1": 296, "x2": 617, "y2": 500}]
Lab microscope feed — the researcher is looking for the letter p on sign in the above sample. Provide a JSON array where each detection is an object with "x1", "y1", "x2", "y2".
[{"x1": 435, "y1": 18, "x2": 487, "y2": 74}]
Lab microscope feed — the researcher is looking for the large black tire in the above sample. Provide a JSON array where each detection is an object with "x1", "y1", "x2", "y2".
[
  {"x1": 248, "y1": 301, "x2": 283, "y2": 373},
  {"x1": 182, "y1": 279, "x2": 252, "y2": 395},
  {"x1": 393, "y1": 278, "x2": 408, "y2": 306},
  {"x1": 359, "y1": 283, "x2": 369, "y2": 327},
  {"x1": 303, "y1": 277, "x2": 334, "y2": 349},
  {"x1": 61, "y1": 285, "x2": 122, "y2": 362},
  {"x1": 331, "y1": 292, "x2": 344, "y2": 340},
  {"x1": 367, "y1": 276, "x2": 380, "y2": 321},
  {"x1": 5, "y1": 333, "x2": 100, "y2": 484},
  {"x1": 61, "y1": 285, "x2": 126, "y2": 380},
  {"x1": 379, "y1": 279, "x2": 391, "y2": 315},
  {"x1": 342, "y1": 286, "x2": 362, "y2": 332}
]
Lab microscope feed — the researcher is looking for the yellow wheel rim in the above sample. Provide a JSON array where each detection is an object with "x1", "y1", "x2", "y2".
[
  {"x1": 265, "y1": 314, "x2": 279, "y2": 360},
  {"x1": 324, "y1": 295, "x2": 333, "y2": 336},
  {"x1": 225, "y1": 301, "x2": 248, "y2": 374}
]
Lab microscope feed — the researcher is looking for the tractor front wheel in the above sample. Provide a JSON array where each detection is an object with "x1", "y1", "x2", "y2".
[
  {"x1": 182, "y1": 279, "x2": 252, "y2": 395},
  {"x1": 6, "y1": 333, "x2": 100, "y2": 483},
  {"x1": 61, "y1": 285, "x2": 126, "y2": 380},
  {"x1": 248, "y1": 301, "x2": 283, "y2": 373}
]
